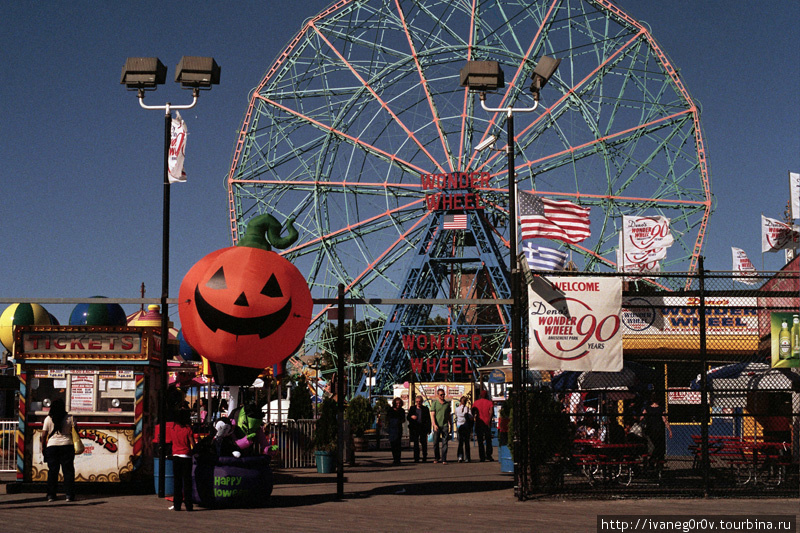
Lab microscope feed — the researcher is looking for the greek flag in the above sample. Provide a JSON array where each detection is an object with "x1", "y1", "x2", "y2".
[{"x1": 523, "y1": 242, "x2": 568, "y2": 271}]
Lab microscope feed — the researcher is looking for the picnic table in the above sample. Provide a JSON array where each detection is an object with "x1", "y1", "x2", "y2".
[
  {"x1": 688, "y1": 435, "x2": 790, "y2": 487},
  {"x1": 573, "y1": 439, "x2": 649, "y2": 486}
]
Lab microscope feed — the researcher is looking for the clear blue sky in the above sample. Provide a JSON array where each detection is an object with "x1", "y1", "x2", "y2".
[{"x1": 2, "y1": 1, "x2": 798, "y2": 326}]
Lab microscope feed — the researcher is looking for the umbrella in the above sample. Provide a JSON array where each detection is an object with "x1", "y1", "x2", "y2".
[
  {"x1": 689, "y1": 361, "x2": 800, "y2": 408},
  {"x1": 690, "y1": 361, "x2": 800, "y2": 391}
]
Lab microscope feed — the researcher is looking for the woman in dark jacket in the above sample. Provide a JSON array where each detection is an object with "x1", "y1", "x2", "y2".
[{"x1": 386, "y1": 398, "x2": 406, "y2": 465}]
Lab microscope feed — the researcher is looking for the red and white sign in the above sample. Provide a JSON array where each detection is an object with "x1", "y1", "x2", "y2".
[
  {"x1": 69, "y1": 373, "x2": 95, "y2": 411},
  {"x1": 622, "y1": 215, "x2": 673, "y2": 251},
  {"x1": 168, "y1": 111, "x2": 188, "y2": 184},
  {"x1": 668, "y1": 390, "x2": 701, "y2": 405},
  {"x1": 616, "y1": 235, "x2": 664, "y2": 274},
  {"x1": 617, "y1": 216, "x2": 672, "y2": 274},
  {"x1": 761, "y1": 215, "x2": 799, "y2": 253},
  {"x1": 527, "y1": 276, "x2": 622, "y2": 371},
  {"x1": 731, "y1": 247, "x2": 758, "y2": 285}
]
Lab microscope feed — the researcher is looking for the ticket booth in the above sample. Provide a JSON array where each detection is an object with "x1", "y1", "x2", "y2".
[{"x1": 13, "y1": 324, "x2": 162, "y2": 486}]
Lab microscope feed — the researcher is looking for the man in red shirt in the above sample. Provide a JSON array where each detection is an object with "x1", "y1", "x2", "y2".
[{"x1": 471, "y1": 389, "x2": 494, "y2": 461}]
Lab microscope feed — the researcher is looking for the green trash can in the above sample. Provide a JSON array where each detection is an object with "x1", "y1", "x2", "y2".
[{"x1": 314, "y1": 450, "x2": 335, "y2": 474}]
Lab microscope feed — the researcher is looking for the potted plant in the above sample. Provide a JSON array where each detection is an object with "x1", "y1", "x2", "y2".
[
  {"x1": 508, "y1": 388, "x2": 572, "y2": 493},
  {"x1": 345, "y1": 395, "x2": 374, "y2": 452},
  {"x1": 312, "y1": 397, "x2": 338, "y2": 473}
]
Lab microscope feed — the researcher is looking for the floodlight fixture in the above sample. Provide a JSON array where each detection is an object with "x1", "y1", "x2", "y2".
[
  {"x1": 121, "y1": 57, "x2": 167, "y2": 91},
  {"x1": 175, "y1": 56, "x2": 221, "y2": 90},
  {"x1": 475, "y1": 135, "x2": 498, "y2": 152},
  {"x1": 530, "y1": 55, "x2": 561, "y2": 100},
  {"x1": 460, "y1": 61, "x2": 505, "y2": 92}
]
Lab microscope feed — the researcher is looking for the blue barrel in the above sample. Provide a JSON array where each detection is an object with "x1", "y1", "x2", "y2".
[
  {"x1": 498, "y1": 445, "x2": 514, "y2": 473},
  {"x1": 153, "y1": 457, "x2": 174, "y2": 496}
]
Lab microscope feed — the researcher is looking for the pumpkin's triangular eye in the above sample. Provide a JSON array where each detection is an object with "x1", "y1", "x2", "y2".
[
  {"x1": 205, "y1": 267, "x2": 227, "y2": 290},
  {"x1": 261, "y1": 273, "x2": 282, "y2": 297}
]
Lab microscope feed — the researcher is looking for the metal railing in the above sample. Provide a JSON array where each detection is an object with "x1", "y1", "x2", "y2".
[
  {"x1": 1, "y1": 419, "x2": 17, "y2": 472},
  {"x1": 267, "y1": 419, "x2": 316, "y2": 468}
]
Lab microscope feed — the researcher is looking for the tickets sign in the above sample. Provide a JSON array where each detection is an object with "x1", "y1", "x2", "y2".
[{"x1": 528, "y1": 277, "x2": 622, "y2": 371}]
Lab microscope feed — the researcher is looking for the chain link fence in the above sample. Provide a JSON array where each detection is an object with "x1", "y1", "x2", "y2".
[{"x1": 516, "y1": 263, "x2": 799, "y2": 498}]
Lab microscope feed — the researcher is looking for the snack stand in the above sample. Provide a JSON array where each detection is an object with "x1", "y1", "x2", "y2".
[{"x1": 13, "y1": 324, "x2": 163, "y2": 487}]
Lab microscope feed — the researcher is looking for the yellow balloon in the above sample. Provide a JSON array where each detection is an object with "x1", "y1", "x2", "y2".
[{"x1": 0, "y1": 303, "x2": 53, "y2": 352}]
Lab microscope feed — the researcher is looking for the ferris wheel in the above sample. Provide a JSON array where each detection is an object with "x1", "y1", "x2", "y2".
[{"x1": 226, "y1": 0, "x2": 712, "y2": 364}]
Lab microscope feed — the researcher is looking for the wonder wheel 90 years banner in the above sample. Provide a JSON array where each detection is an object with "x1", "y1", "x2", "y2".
[{"x1": 527, "y1": 277, "x2": 623, "y2": 371}]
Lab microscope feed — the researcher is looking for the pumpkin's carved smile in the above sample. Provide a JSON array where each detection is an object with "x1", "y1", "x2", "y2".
[{"x1": 194, "y1": 284, "x2": 293, "y2": 338}]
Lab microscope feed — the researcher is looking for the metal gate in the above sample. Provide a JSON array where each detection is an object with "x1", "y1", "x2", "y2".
[
  {"x1": 516, "y1": 261, "x2": 799, "y2": 498},
  {"x1": 1, "y1": 419, "x2": 17, "y2": 473}
]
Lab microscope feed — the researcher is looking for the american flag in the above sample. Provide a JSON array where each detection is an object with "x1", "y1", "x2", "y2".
[
  {"x1": 443, "y1": 213, "x2": 468, "y2": 230},
  {"x1": 519, "y1": 192, "x2": 590, "y2": 244},
  {"x1": 523, "y1": 242, "x2": 568, "y2": 271}
]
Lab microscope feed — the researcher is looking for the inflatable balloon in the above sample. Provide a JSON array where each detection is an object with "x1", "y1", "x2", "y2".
[
  {"x1": 0, "y1": 303, "x2": 55, "y2": 351},
  {"x1": 177, "y1": 330, "x2": 200, "y2": 362},
  {"x1": 69, "y1": 297, "x2": 127, "y2": 326},
  {"x1": 178, "y1": 214, "x2": 312, "y2": 370}
]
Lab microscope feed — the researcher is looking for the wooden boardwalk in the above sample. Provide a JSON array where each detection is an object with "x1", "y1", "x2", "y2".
[{"x1": 1, "y1": 451, "x2": 796, "y2": 532}]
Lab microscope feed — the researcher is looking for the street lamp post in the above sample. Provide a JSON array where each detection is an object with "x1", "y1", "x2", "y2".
[
  {"x1": 312, "y1": 356, "x2": 321, "y2": 419},
  {"x1": 460, "y1": 57, "x2": 560, "y2": 500},
  {"x1": 121, "y1": 56, "x2": 219, "y2": 499},
  {"x1": 364, "y1": 362, "x2": 374, "y2": 403}
]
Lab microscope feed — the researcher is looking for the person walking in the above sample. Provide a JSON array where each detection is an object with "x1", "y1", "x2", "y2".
[
  {"x1": 472, "y1": 389, "x2": 494, "y2": 462},
  {"x1": 168, "y1": 408, "x2": 196, "y2": 511},
  {"x1": 455, "y1": 396, "x2": 473, "y2": 462},
  {"x1": 430, "y1": 388, "x2": 452, "y2": 464},
  {"x1": 39, "y1": 398, "x2": 76, "y2": 502},
  {"x1": 641, "y1": 394, "x2": 671, "y2": 471},
  {"x1": 386, "y1": 397, "x2": 406, "y2": 465},
  {"x1": 407, "y1": 395, "x2": 431, "y2": 462}
]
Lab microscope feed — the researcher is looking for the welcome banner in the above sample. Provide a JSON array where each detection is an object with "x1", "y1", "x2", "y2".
[{"x1": 527, "y1": 276, "x2": 622, "y2": 371}]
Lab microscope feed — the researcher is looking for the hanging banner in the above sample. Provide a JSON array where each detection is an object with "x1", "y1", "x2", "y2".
[
  {"x1": 791, "y1": 171, "x2": 800, "y2": 219},
  {"x1": 527, "y1": 276, "x2": 622, "y2": 371},
  {"x1": 761, "y1": 215, "x2": 799, "y2": 253},
  {"x1": 168, "y1": 111, "x2": 188, "y2": 184},
  {"x1": 616, "y1": 232, "x2": 663, "y2": 274},
  {"x1": 731, "y1": 247, "x2": 758, "y2": 285},
  {"x1": 622, "y1": 215, "x2": 674, "y2": 252}
]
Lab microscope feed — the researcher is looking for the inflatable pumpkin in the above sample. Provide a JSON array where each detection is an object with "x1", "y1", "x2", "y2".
[{"x1": 178, "y1": 214, "x2": 312, "y2": 370}]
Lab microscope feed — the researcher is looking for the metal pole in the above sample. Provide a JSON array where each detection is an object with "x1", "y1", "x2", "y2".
[
  {"x1": 314, "y1": 359, "x2": 320, "y2": 419},
  {"x1": 698, "y1": 256, "x2": 709, "y2": 497},
  {"x1": 157, "y1": 107, "x2": 171, "y2": 499},
  {"x1": 336, "y1": 283, "x2": 345, "y2": 499},
  {"x1": 506, "y1": 109, "x2": 525, "y2": 501}
]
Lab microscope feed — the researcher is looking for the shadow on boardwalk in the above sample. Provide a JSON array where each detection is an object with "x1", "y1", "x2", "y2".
[{"x1": 1, "y1": 452, "x2": 796, "y2": 533}]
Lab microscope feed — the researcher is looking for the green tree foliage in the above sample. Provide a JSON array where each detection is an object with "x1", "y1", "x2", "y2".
[
  {"x1": 318, "y1": 318, "x2": 384, "y2": 368},
  {"x1": 345, "y1": 395, "x2": 374, "y2": 437}
]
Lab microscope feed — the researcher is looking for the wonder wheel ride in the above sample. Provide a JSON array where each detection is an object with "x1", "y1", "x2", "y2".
[{"x1": 226, "y1": 0, "x2": 712, "y2": 392}]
